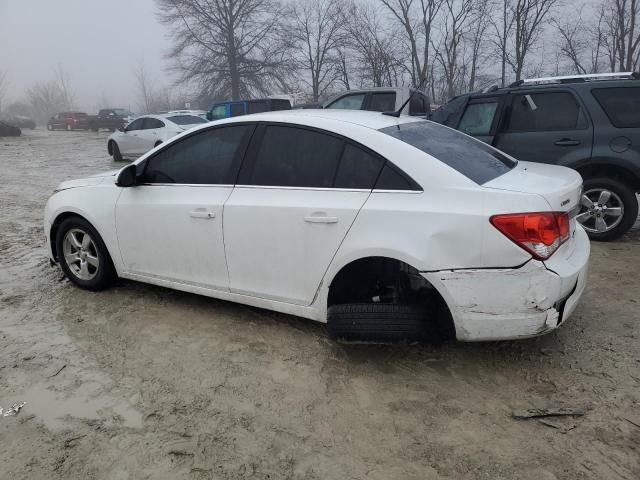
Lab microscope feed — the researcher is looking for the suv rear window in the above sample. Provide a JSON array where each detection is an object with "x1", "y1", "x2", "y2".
[
  {"x1": 379, "y1": 121, "x2": 516, "y2": 184},
  {"x1": 592, "y1": 87, "x2": 640, "y2": 128}
]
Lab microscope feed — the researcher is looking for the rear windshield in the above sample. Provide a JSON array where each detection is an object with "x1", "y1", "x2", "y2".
[
  {"x1": 592, "y1": 87, "x2": 640, "y2": 128},
  {"x1": 167, "y1": 115, "x2": 207, "y2": 125},
  {"x1": 72, "y1": 112, "x2": 87, "y2": 117},
  {"x1": 379, "y1": 121, "x2": 516, "y2": 184}
]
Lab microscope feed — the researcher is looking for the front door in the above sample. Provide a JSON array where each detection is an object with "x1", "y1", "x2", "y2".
[
  {"x1": 224, "y1": 124, "x2": 382, "y2": 305},
  {"x1": 493, "y1": 90, "x2": 594, "y2": 165},
  {"x1": 136, "y1": 117, "x2": 166, "y2": 153},
  {"x1": 115, "y1": 124, "x2": 254, "y2": 290}
]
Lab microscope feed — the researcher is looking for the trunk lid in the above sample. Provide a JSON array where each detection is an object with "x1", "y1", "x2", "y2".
[{"x1": 483, "y1": 161, "x2": 582, "y2": 213}]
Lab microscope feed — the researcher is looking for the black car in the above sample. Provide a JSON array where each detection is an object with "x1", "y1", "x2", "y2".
[
  {"x1": 431, "y1": 72, "x2": 640, "y2": 240},
  {"x1": 88, "y1": 109, "x2": 134, "y2": 132},
  {"x1": 3, "y1": 115, "x2": 36, "y2": 129}
]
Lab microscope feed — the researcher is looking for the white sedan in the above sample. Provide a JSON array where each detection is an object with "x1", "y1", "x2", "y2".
[
  {"x1": 107, "y1": 113, "x2": 207, "y2": 160},
  {"x1": 45, "y1": 110, "x2": 589, "y2": 342}
]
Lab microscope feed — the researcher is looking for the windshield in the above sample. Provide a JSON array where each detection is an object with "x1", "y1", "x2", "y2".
[
  {"x1": 379, "y1": 121, "x2": 516, "y2": 185},
  {"x1": 167, "y1": 115, "x2": 208, "y2": 125},
  {"x1": 113, "y1": 109, "x2": 133, "y2": 116}
]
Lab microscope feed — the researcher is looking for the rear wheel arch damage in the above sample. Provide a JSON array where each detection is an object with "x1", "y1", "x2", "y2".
[{"x1": 326, "y1": 256, "x2": 455, "y2": 342}]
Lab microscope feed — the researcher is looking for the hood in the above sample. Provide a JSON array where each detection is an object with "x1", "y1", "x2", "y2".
[
  {"x1": 483, "y1": 161, "x2": 582, "y2": 212},
  {"x1": 54, "y1": 169, "x2": 119, "y2": 192}
]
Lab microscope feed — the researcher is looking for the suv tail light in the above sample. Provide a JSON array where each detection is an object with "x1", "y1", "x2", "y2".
[{"x1": 490, "y1": 212, "x2": 570, "y2": 260}]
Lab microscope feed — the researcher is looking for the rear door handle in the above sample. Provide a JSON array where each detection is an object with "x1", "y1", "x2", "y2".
[
  {"x1": 554, "y1": 138, "x2": 580, "y2": 146},
  {"x1": 190, "y1": 209, "x2": 215, "y2": 219},
  {"x1": 304, "y1": 215, "x2": 338, "y2": 224}
]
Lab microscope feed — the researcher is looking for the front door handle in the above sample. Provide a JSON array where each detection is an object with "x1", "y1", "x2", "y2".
[
  {"x1": 190, "y1": 209, "x2": 215, "y2": 219},
  {"x1": 554, "y1": 138, "x2": 580, "y2": 146},
  {"x1": 304, "y1": 215, "x2": 338, "y2": 224}
]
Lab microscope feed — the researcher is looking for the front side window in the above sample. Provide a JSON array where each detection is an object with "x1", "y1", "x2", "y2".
[
  {"x1": 458, "y1": 102, "x2": 499, "y2": 136},
  {"x1": 592, "y1": 87, "x2": 640, "y2": 128},
  {"x1": 249, "y1": 126, "x2": 343, "y2": 188},
  {"x1": 140, "y1": 125, "x2": 253, "y2": 184},
  {"x1": 126, "y1": 118, "x2": 145, "y2": 131},
  {"x1": 210, "y1": 105, "x2": 226, "y2": 120},
  {"x1": 327, "y1": 93, "x2": 366, "y2": 110},
  {"x1": 429, "y1": 95, "x2": 468, "y2": 126},
  {"x1": 507, "y1": 92, "x2": 582, "y2": 132},
  {"x1": 380, "y1": 121, "x2": 516, "y2": 185},
  {"x1": 368, "y1": 92, "x2": 396, "y2": 112}
]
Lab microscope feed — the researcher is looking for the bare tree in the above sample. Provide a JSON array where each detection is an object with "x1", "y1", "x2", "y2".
[
  {"x1": 378, "y1": 0, "x2": 444, "y2": 86},
  {"x1": 289, "y1": 0, "x2": 346, "y2": 102},
  {"x1": 466, "y1": 0, "x2": 492, "y2": 91},
  {"x1": 598, "y1": 0, "x2": 640, "y2": 71},
  {"x1": 554, "y1": 7, "x2": 606, "y2": 75},
  {"x1": 347, "y1": 3, "x2": 407, "y2": 88},
  {"x1": 434, "y1": 0, "x2": 475, "y2": 98},
  {"x1": 26, "y1": 81, "x2": 66, "y2": 125},
  {"x1": 508, "y1": 0, "x2": 560, "y2": 81},
  {"x1": 54, "y1": 65, "x2": 75, "y2": 110},
  {"x1": 134, "y1": 63, "x2": 155, "y2": 113},
  {"x1": 157, "y1": 0, "x2": 288, "y2": 101}
]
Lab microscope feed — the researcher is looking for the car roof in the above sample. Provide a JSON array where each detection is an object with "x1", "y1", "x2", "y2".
[{"x1": 206, "y1": 109, "x2": 423, "y2": 131}]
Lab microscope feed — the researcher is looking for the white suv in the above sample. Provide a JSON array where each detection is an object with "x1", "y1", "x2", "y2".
[{"x1": 45, "y1": 110, "x2": 589, "y2": 342}]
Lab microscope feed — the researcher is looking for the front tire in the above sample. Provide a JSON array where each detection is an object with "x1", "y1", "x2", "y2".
[
  {"x1": 55, "y1": 217, "x2": 116, "y2": 291},
  {"x1": 110, "y1": 141, "x2": 123, "y2": 161},
  {"x1": 327, "y1": 303, "x2": 433, "y2": 342},
  {"x1": 577, "y1": 177, "x2": 638, "y2": 241}
]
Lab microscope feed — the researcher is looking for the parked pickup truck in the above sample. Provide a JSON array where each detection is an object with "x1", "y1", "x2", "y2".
[{"x1": 88, "y1": 109, "x2": 135, "y2": 132}]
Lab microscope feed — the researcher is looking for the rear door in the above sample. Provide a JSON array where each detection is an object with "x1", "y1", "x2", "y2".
[
  {"x1": 137, "y1": 118, "x2": 165, "y2": 153},
  {"x1": 223, "y1": 124, "x2": 382, "y2": 305},
  {"x1": 493, "y1": 90, "x2": 593, "y2": 165},
  {"x1": 118, "y1": 117, "x2": 145, "y2": 155}
]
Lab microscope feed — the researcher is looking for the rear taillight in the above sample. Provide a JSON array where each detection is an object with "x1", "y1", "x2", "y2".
[{"x1": 490, "y1": 212, "x2": 570, "y2": 260}]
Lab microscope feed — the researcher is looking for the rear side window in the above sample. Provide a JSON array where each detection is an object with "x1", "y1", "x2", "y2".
[
  {"x1": 592, "y1": 87, "x2": 640, "y2": 128},
  {"x1": 327, "y1": 93, "x2": 366, "y2": 110},
  {"x1": 507, "y1": 92, "x2": 582, "y2": 132},
  {"x1": 334, "y1": 144, "x2": 384, "y2": 189},
  {"x1": 249, "y1": 126, "x2": 343, "y2": 188},
  {"x1": 230, "y1": 104, "x2": 245, "y2": 117},
  {"x1": 368, "y1": 93, "x2": 396, "y2": 112},
  {"x1": 248, "y1": 101, "x2": 268, "y2": 114},
  {"x1": 141, "y1": 125, "x2": 252, "y2": 184},
  {"x1": 270, "y1": 99, "x2": 291, "y2": 111},
  {"x1": 409, "y1": 93, "x2": 429, "y2": 116},
  {"x1": 459, "y1": 102, "x2": 498, "y2": 135},
  {"x1": 379, "y1": 121, "x2": 516, "y2": 185},
  {"x1": 210, "y1": 105, "x2": 226, "y2": 120},
  {"x1": 167, "y1": 115, "x2": 207, "y2": 125},
  {"x1": 143, "y1": 118, "x2": 165, "y2": 129}
]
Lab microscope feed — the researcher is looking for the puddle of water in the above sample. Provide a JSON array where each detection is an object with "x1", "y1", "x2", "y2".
[{"x1": 19, "y1": 381, "x2": 143, "y2": 431}]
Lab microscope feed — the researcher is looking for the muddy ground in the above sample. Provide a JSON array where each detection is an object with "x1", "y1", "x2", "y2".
[{"x1": 0, "y1": 129, "x2": 639, "y2": 480}]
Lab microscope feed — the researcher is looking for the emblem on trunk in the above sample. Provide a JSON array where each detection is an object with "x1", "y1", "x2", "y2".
[{"x1": 561, "y1": 198, "x2": 571, "y2": 206}]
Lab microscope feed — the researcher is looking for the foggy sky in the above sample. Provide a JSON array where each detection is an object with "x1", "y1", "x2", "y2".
[{"x1": 0, "y1": 0, "x2": 170, "y2": 112}]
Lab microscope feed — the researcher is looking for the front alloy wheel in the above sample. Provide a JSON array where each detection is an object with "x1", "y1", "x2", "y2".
[
  {"x1": 56, "y1": 217, "x2": 116, "y2": 290},
  {"x1": 62, "y1": 229, "x2": 100, "y2": 280}
]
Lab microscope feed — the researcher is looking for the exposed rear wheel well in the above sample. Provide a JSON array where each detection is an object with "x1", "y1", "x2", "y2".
[
  {"x1": 576, "y1": 164, "x2": 640, "y2": 191},
  {"x1": 327, "y1": 256, "x2": 455, "y2": 340}
]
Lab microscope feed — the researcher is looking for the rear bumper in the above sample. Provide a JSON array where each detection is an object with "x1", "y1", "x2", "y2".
[{"x1": 423, "y1": 227, "x2": 590, "y2": 341}]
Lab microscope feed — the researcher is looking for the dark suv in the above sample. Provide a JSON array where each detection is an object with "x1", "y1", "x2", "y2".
[{"x1": 431, "y1": 73, "x2": 640, "y2": 240}]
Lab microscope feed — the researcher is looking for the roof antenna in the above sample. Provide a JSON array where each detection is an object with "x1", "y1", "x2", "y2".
[{"x1": 383, "y1": 77, "x2": 428, "y2": 118}]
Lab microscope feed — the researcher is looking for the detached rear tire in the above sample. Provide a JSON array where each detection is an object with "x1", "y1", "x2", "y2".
[{"x1": 327, "y1": 303, "x2": 432, "y2": 342}]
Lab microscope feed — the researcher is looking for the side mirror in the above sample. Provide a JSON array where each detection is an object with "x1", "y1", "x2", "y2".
[
  {"x1": 116, "y1": 164, "x2": 137, "y2": 187},
  {"x1": 118, "y1": 126, "x2": 125, "y2": 132}
]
